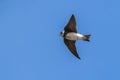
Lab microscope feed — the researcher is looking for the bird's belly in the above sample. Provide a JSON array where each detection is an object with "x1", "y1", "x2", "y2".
[
  {"x1": 66, "y1": 33, "x2": 84, "y2": 40},
  {"x1": 66, "y1": 33, "x2": 78, "y2": 40}
]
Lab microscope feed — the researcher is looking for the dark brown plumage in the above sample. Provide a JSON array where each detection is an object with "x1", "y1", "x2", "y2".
[
  {"x1": 64, "y1": 39, "x2": 80, "y2": 59},
  {"x1": 63, "y1": 14, "x2": 80, "y2": 59}
]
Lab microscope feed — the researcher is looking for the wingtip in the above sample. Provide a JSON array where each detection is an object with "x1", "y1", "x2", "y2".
[
  {"x1": 77, "y1": 56, "x2": 81, "y2": 60},
  {"x1": 71, "y1": 14, "x2": 75, "y2": 17}
]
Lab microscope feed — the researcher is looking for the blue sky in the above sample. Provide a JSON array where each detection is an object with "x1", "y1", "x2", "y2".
[{"x1": 0, "y1": 0, "x2": 120, "y2": 80}]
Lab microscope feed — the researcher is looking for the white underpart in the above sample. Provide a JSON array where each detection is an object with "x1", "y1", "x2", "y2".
[
  {"x1": 61, "y1": 31, "x2": 65, "y2": 36},
  {"x1": 66, "y1": 32, "x2": 84, "y2": 40}
]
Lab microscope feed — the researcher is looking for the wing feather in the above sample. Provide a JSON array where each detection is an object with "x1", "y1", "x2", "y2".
[
  {"x1": 64, "y1": 39, "x2": 80, "y2": 59},
  {"x1": 64, "y1": 15, "x2": 77, "y2": 33}
]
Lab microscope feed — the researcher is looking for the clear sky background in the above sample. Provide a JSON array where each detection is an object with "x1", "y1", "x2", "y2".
[{"x1": 0, "y1": 0, "x2": 120, "y2": 80}]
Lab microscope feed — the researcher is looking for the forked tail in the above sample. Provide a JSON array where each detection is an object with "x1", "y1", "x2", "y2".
[{"x1": 83, "y1": 34, "x2": 91, "y2": 42}]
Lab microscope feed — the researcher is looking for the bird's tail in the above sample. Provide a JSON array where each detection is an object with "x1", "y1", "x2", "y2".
[{"x1": 83, "y1": 34, "x2": 91, "y2": 42}]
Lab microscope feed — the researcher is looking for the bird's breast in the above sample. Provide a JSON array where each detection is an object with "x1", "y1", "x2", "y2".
[{"x1": 65, "y1": 32, "x2": 83, "y2": 40}]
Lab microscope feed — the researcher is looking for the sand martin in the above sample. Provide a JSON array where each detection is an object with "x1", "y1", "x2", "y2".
[{"x1": 60, "y1": 14, "x2": 91, "y2": 59}]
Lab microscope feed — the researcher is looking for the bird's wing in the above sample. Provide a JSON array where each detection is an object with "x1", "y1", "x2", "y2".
[
  {"x1": 64, "y1": 39, "x2": 80, "y2": 59},
  {"x1": 64, "y1": 15, "x2": 77, "y2": 33}
]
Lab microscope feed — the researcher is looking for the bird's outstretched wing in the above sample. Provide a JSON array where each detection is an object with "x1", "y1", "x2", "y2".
[
  {"x1": 64, "y1": 15, "x2": 77, "y2": 33},
  {"x1": 64, "y1": 39, "x2": 80, "y2": 59}
]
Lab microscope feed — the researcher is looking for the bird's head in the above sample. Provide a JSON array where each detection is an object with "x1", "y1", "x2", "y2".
[{"x1": 60, "y1": 31, "x2": 64, "y2": 37}]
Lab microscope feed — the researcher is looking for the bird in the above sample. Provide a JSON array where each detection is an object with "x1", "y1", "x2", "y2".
[{"x1": 60, "y1": 14, "x2": 91, "y2": 59}]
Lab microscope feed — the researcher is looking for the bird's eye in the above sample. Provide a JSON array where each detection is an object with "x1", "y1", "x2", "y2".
[{"x1": 60, "y1": 32, "x2": 62, "y2": 34}]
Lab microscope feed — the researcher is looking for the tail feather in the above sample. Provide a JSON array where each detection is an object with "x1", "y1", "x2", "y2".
[{"x1": 83, "y1": 34, "x2": 91, "y2": 42}]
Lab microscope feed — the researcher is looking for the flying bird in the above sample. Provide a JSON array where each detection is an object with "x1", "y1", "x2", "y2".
[{"x1": 60, "y1": 14, "x2": 91, "y2": 59}]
